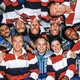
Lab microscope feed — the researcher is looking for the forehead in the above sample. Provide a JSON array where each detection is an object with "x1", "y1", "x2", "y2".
[
  {"x1": 13, "y1": 35, "x2": 23, "y2": 40},
  {"x1": 51, "y1": 24, "x2": 59, "y2": 28},
  {"x1": 65, "y1": 28, "x2": 74, "y2": 33},
  {"x1": 37, "y1": 38, "x2": 46, "y2": 43},
  {"x1": 17, "y1": 20, "x2": 23, "y2": 23},
  {"x1": 51, "y1": 40, "x2": 60, "y2": 45}
]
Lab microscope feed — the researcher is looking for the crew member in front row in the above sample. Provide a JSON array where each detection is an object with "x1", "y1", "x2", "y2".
[
  {"x1": 0, "y1": 33, "x2": 39, "y2": 80},
  {"x1": 47, "y1": 37, "x2": 77, "y2": 80}
]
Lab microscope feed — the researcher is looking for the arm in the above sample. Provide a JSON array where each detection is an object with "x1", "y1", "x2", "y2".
[
  {"x1": 58, "y1": 58, "x2": 77, "y2": 80},
  {"x1": 0, "y1": 51, "x2": 5, "y2": 62},
  {"x1": 29, "y1": 40, "x2": 36, "y2": 50},
  {"x1": 46, "y1": 57, "x2": 55, "y2": 80},
  {"x1": 72, "y1": 40, "x2": 80, "y2": 51},
  {"x1": 27, "y1": 53, "x2": 39, "y2": 80},
  {"x1": 65, "y1": 58, "x2": 77, "y2": 79},
  {"x1": 0, "y1": 51, "x2": 6, "y2": 79},
  {"x1": 63, "y1": 50, "x2": 76, "y2": 59},
  {"x1": 41, "y1": 32, "x2": 50, "y2": 50}
]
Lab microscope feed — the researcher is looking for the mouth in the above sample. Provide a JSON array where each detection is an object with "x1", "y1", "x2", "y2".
[{"x1": 4, "y1": 32, "x2": 9, "y2": 35}]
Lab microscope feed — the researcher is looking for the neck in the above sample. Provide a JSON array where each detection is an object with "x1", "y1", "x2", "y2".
[
  {"x1": 39, "y1": 53, "x2": 44, "y2": 56},
  {"x1": 13, "y1": 50, "x2": 22, "y2": 57}
]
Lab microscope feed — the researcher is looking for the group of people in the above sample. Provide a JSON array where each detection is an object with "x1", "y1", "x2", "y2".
[{"x1": 0, "y1": 0, "x2": 80, "y2": 80}]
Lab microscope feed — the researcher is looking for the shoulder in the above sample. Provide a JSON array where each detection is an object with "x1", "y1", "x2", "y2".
[
  {"x1": 45, "y1": 51, "x2": 54, "y2": 56},
  {"x1": 27, "y1": 52, "x2": 36, "y2": 60},
  {"x1": 4, "y1": 54, "x2": 15, "y2": 61}
]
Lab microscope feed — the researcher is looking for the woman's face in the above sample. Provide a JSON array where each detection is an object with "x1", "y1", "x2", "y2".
[{"x1": 51, "y1": 40, "x2": 61, "y2": 53}]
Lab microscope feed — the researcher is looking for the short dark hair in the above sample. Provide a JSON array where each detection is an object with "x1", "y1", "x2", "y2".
[
  {"x1": 12, "y1": 33, "x2": 24, "y2": 41},
  {"x1": 0, "y1": 23, "x2": 13, "y2": 28},
  {"x1": 48, "y1": 1, "x2": 56, "y2": 17},
  {"x1": 0, "y1": 23, "x2": 8, "y2": 27},
  {"x1": 35, "y1": 36, "x2": 48, "y2": 44},
  {"x1": 62, "y1": 26, "x2": 73, "y2": 41},
  {"x1": 50, "y1": 36, "x2": 62, "y2": 45}
]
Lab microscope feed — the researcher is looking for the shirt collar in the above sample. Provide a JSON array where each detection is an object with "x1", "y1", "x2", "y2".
[
  {"x1": 9, "y1": 47, "x2": 26, "y2": 55},
  {"x1": 54, "y1": 48, "x2": 63, "y2": 55}
]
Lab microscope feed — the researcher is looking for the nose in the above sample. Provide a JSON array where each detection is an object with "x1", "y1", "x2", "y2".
[
  {"x1": 69, "y1": 33, "x2": 73, "y2": 38},
  {"x1": 3, "y1": 30, "x2": 7, "y2": 34},
  {"x1": 40, "y1": 45, "x2": 43, "y2": 48},
  {"x1": 52, "y1": 46, "x2": 57, "y2": 50}
]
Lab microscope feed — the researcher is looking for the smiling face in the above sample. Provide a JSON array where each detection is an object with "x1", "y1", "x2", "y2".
[
  {"x1": 0, "y1": 25, "x2": 10, "y2": 38},
  {"x1": 50, "y1": 23, "x2": 60, "y2": 36},
  {"x1": 51, "y1": 40, "x2": 61, "y2": 54},
  {"x1": 49, "y1": 3, "x2": 66, "y2": 16},
  {"x1": 12, "y1": 35, "x2": 24, "y2": 52},
  {"x1": 36, "y1": 38, "x2": 47, "y2": 55},
  {"x1": 15, "y1": 20, "x2": 26, "y2": 33},
  {"x1": 64, "y1": 28, "x2": 79, "y2": 40},
  {"x1": 30, "y1": 18, "x2": 39, "y2": 35}
]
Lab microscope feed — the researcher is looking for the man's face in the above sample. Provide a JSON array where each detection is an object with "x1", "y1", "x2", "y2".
[
  {"x1": 0, "y1": 25, "x2": 10, "y2": 37},
  {"x1": 30, "y1": 19, "x2": 39, "y2": 35},
  {"x1": 15, "y1": 20, "x2": 26, "y2": 33},
  {"x1": 36, "y1": 38, "x2": 47, "y2": 55},
  {"x1": 64, "y1": 28, "x2": 79, "y2": 40},
  {"x1": 49, "y1": 3, "x2": 65, "y2": 16},
  {"x1": 51, "y1": 40, "x2": 61, "y2": 54},
  {"x1": 50, "y1": 23, "x2": 60, "y2": 36},
  {"x1": 12, "y1": 35, "x2": 24, "y2": 52}
]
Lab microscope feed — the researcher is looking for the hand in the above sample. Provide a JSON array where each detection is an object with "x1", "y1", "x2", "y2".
[
  {"x1": 0, "y1": 51, "x2": 5, "y2": 62},
  {"x1": 47, "y1": 42, "x2": 50, "y2": 50},
  {"x1": 26, "y1": 47, "x2": 34, "y2": 53},
  {"x1": 70, "y1": 51, "x2": 76, "y2": 59},
  {"x1": 67, "y1": 50, "x2": 76, "y2": 59}
]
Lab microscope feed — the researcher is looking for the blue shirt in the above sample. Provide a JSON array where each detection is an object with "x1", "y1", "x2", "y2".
[
  {"x1": 33, "y1": 50, "x2": 54, "y2": 80},
  {"x1": 0, "y1": 36, "x2": 12, "y2": 50}
]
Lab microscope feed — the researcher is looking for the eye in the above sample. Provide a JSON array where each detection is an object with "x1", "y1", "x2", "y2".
[{"x1": 52, "y1": 45, "x2": 55, "y2": 48}]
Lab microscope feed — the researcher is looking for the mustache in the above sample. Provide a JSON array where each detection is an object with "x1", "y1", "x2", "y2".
[
  {"x1": 31, "y1": 27, "x2": 39, "y2": 30},
  {"x1": 4, "y1": 32, "x2": 9, "y2": 35},
  {"x1": 17, "y1": 28, "x2": 25, "y2": 30}
]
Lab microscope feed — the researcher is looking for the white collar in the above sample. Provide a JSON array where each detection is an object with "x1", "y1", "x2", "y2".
[
  {"x1": 9, "y1": 47, "x2": 26, "y2": 55},
  {"x1": 54, "y1": 49, "x2": 63, "y2": 55}
]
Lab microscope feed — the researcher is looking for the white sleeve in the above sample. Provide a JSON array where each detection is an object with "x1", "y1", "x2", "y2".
[{"x1": 46, "y1": 76, "x2": 55, "y2": 80}]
